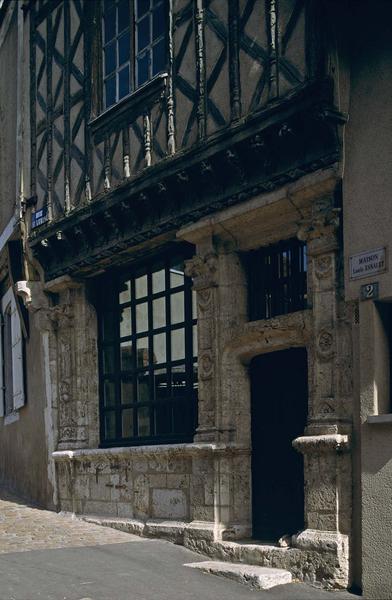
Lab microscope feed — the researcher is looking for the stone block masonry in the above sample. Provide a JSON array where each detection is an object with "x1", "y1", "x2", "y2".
[{"x1": 53, "y1": 443, "x2": 250, "y2": 536}]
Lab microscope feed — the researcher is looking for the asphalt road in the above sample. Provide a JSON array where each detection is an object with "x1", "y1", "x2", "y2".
[{"x1": 0, "y1": 539, "x2": 360, "y2": 600}]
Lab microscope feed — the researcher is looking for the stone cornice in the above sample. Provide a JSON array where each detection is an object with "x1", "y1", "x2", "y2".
[
  {"x1": 52, "y1": 443, "x2": 251, "y2": 461},
  {"x1": 292, "y1": 434, "x2": 350, "y2": 454}
]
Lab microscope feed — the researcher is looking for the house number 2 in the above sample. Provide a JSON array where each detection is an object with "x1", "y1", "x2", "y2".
[{"x1": 360, "y1": 282, "x2": 379, "y2": 301}]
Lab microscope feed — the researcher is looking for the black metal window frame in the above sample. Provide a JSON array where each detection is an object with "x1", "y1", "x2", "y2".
[
  {"x1": 98, "y1": 249, "x2": 198, "y2": 447},
  {"x1": 247, "y1": 238, "x2": 307, "y2": 321},
  {"x1": 101, "y1": 0, "x2": 168, "y2": 110}
]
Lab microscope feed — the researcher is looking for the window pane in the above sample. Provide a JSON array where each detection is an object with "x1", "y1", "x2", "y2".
[
  {"x1": 119, "y1": 280, "x2": 131, "y2": 304},
  {"x1": 104, "y1": 380, "x2": 116, "y2": 407},
  {"x1": 153, "y1": 3, "x2": 165, "y2": 40},
  {"x1": 152, "y1": 37, "x2": 166, "y2": 75},
  {"x1": 136, "y1": 302, "x2": 148, "y2": 333},
  {"x1": 173, "y1": 402, "x2": 191, "y2": 435},
  {"x1": 105, "y1": 75, "x2": 116, "y2": 108},
  {"x1": 155, "y1": 403, "x2": 171, "y2": 436},
  {"x1": 137, "y1": 16, "x2": 150, "y2": 52},
  {"x1": 137, "y1": 337, "x2": 149, "y2": 367},
  {"x1": 172, "y1": 365, "x2": 186, "y2": 396},
  {"x1": 137, "y1": 371, "x2": 149, "y2": 403},
  {"x1": 122, "y1": 408, "x2": 134, "y2": 437},
  {"x1": 119, "y1": 65, "x2": 130, "y2": 99},
  {"x1": 192, "y1": 291, "x2": 197, "y2": 319},
  {"x1": 154, "y1": 368, "x2": 168, "y2": 399},
  {"x1": 137, "y1": 52, "x2": 150, "y2": 86},
  {"x1": 120, "y1": 306, "x2": 132, "y2": 338},
  {"x1": 135, "y1": 275, "x2": 147, "y2": 298},
  {"x1": 170, "y1": 291, "x2": 184, "y2": 325},
  {"x1": 118, "y1": 0, "x2": 130, "y2": 31},
  {"x1": 171, "y1": 328, "x2": 185, "y2": 361},
  {"x1": 118, "y1": 31, "x2": 131, "y2": 65},
  {"x1": 138, "y1": 406, "x2": 150, "y2": 436},
  {"x1": 153, "y1": 297, "x2": 165, "y2": 329},
  {"x1": 100, "y1": 254, "x2": 197, "y2": 444},
  {"x1": 137, "y1": 0, "x2": 150, "y2": 18},
  {"x1": 105, "y1": 412, "x2": 116, "y2": 439},
  {"x1": 193, "y1": 324, "x2": 197, "y2": 358},
  {"x1": 193, "y1": 363, "x2": 198, "y2": 390},
  {"x1": 153, "y1": 332, "x2": 166, "y2": 363},
  {"x1": 104, "y1": 41, "x2": 116, "y2": 76},
  {"x1": 103, "y1": 346, "x2": 115, "y2": 374},
  {"x1": 120, "y1": 341, "x2": 133, "y2": 370},
  {"x1": 121, "y1": 377, "x2": 134, "y2": 404},
  {"x1": 170, "y1": 264, "x2": 184, "y2": 288},
  {"x1": 104, "y1": 7, "x2": 116, "y2": 43},
  {"x1": 102, "y1": 312, "x2": 115, "y2": 341},
  {"x1": 152, "y1": 269, "x2": 165, "y2": 293}
]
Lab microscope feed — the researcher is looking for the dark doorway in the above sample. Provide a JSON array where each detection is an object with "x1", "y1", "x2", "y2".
[{"x1": 250, "y1": 347, "x2": 308, "y2": 541}]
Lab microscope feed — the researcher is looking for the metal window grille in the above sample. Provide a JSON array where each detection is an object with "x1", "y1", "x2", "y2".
[
  {"x1": 102, "y1": 0, "x2": 167, "y2": 109},
  {"x1": 247, "y1": 239, "x2": 307, "y2": 321},
  {"x1": 98, "y1": 252, "x2": 198, "y2": 446}
]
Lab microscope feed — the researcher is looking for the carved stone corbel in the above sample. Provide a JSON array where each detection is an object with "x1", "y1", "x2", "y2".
[{"x1": 184, "y1": 253, "x2": 218, "y2": 290}]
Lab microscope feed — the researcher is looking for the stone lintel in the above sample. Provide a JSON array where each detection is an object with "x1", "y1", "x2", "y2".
[
  {"x1": 52, "y1": 443, "x2": 250, "y2": 462},
  {"x1": 292, "y1": 434, "x2": 350, "y2": 454},
  {"x1": 44, "y1": 275, "x2": 83, "y2": 293},
  {"x1": 177, "y1": 167, "x2": 340, "y2": 246}
]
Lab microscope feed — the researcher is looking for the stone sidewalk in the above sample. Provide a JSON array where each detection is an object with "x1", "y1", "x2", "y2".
[
  {"x1": 0, "y1": 488, "x2": 143, "y2": 554},
  {"x1": 0, "y1": 488, "x2": 360, "y2": 600}
]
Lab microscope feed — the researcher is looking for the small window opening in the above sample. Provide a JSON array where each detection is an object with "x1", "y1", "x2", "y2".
[{"x1": 247, "y1": 239, "x2": 307, "y2": 321}]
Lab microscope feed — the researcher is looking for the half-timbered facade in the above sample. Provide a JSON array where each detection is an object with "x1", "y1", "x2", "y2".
[{"x1": 2, "y1": 0, "x2": 392, "y2": 596}]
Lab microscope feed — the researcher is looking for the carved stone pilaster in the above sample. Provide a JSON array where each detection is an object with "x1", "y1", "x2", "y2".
[
  {"x1": 293, "y1": 433, "x2": 352, "y2": 544},
  {"x1": 186, "y1": 253, "x2": 219, "y2": 441},
  {"x1": 34, "y1": 278, "x2": 99, "y2": 451},
  {"x1": 185, "y1": 248, "x2": 247, "y2": 444},
  {"x1": 297, "y1": 199, "x2": 340, "y2": 257}
]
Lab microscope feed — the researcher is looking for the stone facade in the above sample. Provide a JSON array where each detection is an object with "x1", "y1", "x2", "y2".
[
  {"x1": 2, "y1": 0, "x2": 392, "y2": 596},
  {"x1": 46, "y1": 171, "x2": 353, "y2": 588}
]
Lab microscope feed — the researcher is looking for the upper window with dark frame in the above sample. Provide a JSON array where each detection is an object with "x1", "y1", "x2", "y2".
[
  {"x1": 102, "y1": 0, "x2": 167, "y2": 109},
  {"x1": 247, "y1": 239, "x2": 307, "y2": 321},
  {"x1": 98, "y1": 252, "x2": 198, "y2": 447}
]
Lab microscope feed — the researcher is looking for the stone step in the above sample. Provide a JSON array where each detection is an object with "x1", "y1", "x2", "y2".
[{"x1": 184, "y1": 560, "x2": 293, "y2": 590}]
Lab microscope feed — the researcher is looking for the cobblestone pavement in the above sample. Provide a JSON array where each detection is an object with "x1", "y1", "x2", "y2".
[{"x1": 0, "y1": 488, "x2": 142, "y2": 554}]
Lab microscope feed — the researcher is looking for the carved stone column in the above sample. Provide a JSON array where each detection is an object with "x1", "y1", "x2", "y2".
[
  {"x1": 42, "y1": 276, "x2": 99, "y2": 450},
  {"x1": 293, "y1": 196, "x2": 352, "y2": 586},
  {"x1": 185, "y1": 242, "x2": 247, "y2": 443}
]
